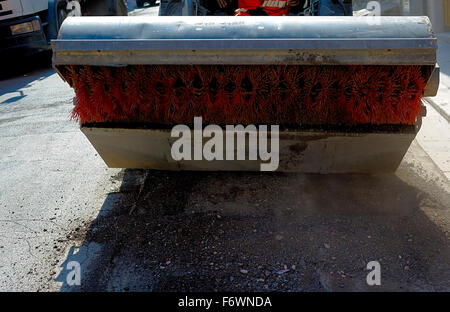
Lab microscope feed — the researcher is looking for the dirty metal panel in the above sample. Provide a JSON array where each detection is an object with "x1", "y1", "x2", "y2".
[{"x1": 81, "y1": 127, "x2": 416, "y2": 173}]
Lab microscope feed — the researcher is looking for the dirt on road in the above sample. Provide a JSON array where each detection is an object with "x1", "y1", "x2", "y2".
[{"x1": 57, "y1": 142, "x2": 450, "y2": 292}]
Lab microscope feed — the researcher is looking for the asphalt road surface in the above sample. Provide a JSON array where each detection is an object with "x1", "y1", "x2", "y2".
[{"x1": 0, "y1": 5, "x2": 449, "y2": 292}]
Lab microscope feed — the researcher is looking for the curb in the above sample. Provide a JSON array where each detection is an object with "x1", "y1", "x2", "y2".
[{"x1": 423, "y1": 97, "x2": 450, "y2": 123}]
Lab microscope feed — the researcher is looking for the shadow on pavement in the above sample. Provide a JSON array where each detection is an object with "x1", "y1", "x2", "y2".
[
  {"x1": 56, "y1": 169, "x2": 450, "y2": 292},
  {"x1": 0, "y1": 52, "x2": 54, "y2": 104},
  {"x1": 1, "y1": 51, "x2": 52, "y2": 80}
]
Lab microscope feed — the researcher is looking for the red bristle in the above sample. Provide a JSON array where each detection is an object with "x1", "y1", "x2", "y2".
[
  {"x1": 302, "y1": 66, "x2": 332, "y2": 125},
  {"x1": 87, "y1": 67, "x2": 106, "y2": 122},
  {"x1": 176, "y1": 65, "x2": 198, "y2": 123},
  {"x1": 124, "y1": 66, "x2": 142, "y2": 119},
  {"x1": 194, "y1": 65, "x2": 212, "y2": 119},
  {"x1": 142, "y1": 66, "x2": 159, "y2": 120},
  {"x1": 119, "y1": 67, "x2": 133, "y2": 119},
  {"x1": 349, "y1": 66, "x2": 372, "y2": 124},
  {"x1": 71, "y1": 65, "x2": 94, "y2": 123},
  {"x1": 63, "y1": 64, "x2": 428, "y2": 127},
  {"x1": 209, "y1": 66, "x2": 229, "y2": 124},
  {"x1": 240, "y1": 67, "x2": 260, "y2": 124}
]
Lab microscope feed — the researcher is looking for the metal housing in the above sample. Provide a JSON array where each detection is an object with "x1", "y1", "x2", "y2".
[{"x1": 52, "y1": 16, "x2": 437, "y2": 66}]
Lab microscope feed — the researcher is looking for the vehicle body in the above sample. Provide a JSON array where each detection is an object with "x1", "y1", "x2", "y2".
[{"x1": 0, "y1": 0, "x2": 127, "y2": 58}]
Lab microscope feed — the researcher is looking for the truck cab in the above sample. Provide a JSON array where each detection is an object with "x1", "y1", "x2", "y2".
[
  {"x1": 0, "y1": 0, "x2": 59, "y2": 57},
  {"x1": 0, "y1": 0, "x2": 127, "y2": 58}
]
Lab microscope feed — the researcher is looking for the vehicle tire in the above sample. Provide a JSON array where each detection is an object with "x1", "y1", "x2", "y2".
[
  {"x1": 136, "y1": 0, "x2": 144, "y2": 8},
  {"x1": 150, "y1": 0, "x2": 157, "y2": 5}
]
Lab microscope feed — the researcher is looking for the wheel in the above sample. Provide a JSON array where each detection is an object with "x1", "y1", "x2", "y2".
[
  {"x1": 136, "y1": 0, "x2": 145, "y2": 8},
  {"x1": 149, "y1": 0, "x2": 157, "y2": 5}
]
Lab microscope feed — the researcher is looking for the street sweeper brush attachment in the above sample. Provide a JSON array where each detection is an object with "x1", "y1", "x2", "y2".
[
  {"x1": 52, "y1": 16, "x2": 439, "y2": 173},
  {"x1": 61, "y1": 64, "x2": 428, "y2": 126}
]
